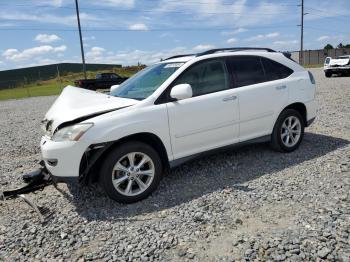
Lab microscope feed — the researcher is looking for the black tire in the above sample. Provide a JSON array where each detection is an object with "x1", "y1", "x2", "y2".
[
  {"x1": 270, "y1": 109, "x2": 305, "y2": 153},
  {"x1": 87, "y1": 84, "x2": 96, "y2": 90},
  {"x1": 325, "y1": 72, "x2": 332, "y2": 78},
  {"x1": 99, "y1": 141, "x2": 163, "y2": 203}
]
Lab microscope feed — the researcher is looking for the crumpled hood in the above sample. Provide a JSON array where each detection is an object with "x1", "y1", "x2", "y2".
[
  {"x1": 44, "y1": 86, "x2": 138, "y2": 132},
  {"x1": 329, "y1": 58, "x2": 350, "y2": 66}
]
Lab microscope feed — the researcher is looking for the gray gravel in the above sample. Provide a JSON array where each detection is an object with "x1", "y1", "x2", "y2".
[{"x1": 0, "y1": 68, "x2": 349, "y2": 261}]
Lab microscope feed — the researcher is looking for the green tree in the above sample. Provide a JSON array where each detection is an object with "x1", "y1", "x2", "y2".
[
  {"x1": 324, "y1": 44, "x2": 334, "y2": 50},
  {"x1": 344, "y1": 44, "x2": 350, "y2": 48},
  {"x1": 337, "y1": 43, "x2": 344, "y2": 48}
]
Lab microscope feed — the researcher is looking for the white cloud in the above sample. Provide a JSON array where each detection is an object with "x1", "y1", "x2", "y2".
[
  {"x1": 159, "y1": 32, "x2": 173, "y2": 38},
  {"x1": 222, "y1": 28, "x2": 247, "y2": 36},
  {"x1": 317, "y1": 36, "x2": 330, "y2": 41},
  {"x1": 273, "y1": 40, "x2": 298, "y2": 45},
  {"x1": 271, "y1": 40, "x2": 299, "y2": 51},
  {"x1": 85, "y1": 47, "x2": 190, "y2": 65},
  {"x1": 34, "y1": 34, "x2": 61, "y2": 43},
  {"x1": 192, "y1": 44, "x2": 215, "y2": 51},
  {"x1": 128, "y1": 23, "x2": 149, "y2": 31},
  {"x1": 53, "y1": 45, "x2": 67, "y2": 52},
  {"x1": 266, "y1": 32, "x2": 279, "y2": 38},
  {"x1": 83, "y1": 36, "x2": 96, "y2": 41},
  {"x1": 90, "y1": 0, "x2": 134, "y2": 8},
  {"x1": 86, "y1": 47, "x2": 106, "y2": 60},
  {"x1": 2, "y1": 45, "x2": 67, "y2": 61},
  {"x1": 226, "y1": 38, "x2": 237, "y2": 44},
  {"x1": 156, "y1": 0, "x2": 286, "y2": 28},
  {"x1": 0, "y1": 12, "x2": 102, "y2": 27},
  {"x1": 245, "y1": 32, "x2": 280, "y2": 42}
]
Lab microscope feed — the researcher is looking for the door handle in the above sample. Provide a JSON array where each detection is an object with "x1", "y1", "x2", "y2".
[
  {"x1": 222, "y1": 95, "x2": 237, "y2": 102},
  {"x1": 275, "y1": 85, "x2": 286, "y2": 90}
]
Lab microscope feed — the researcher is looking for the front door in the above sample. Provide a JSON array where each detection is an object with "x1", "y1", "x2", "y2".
[{"x1": 166, "y1": 59, "x2": 239, "y2": 159}]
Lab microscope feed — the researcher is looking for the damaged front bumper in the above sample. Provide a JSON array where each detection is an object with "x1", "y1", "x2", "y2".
[
  {"x1": 41, "y1": 135, "x2": 114, "y2": 184},
  {"x1": 324, "y1": 66, "x2": 350, "y2": 74},
  {"x1": 40, "y1": 135, "x2": 86, "y2": 181}
]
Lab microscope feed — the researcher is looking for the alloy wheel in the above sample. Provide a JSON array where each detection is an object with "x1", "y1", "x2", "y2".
[
  {"x1": 111, "y1": 152, "x2": 155, "y2": 196},
  {"x1": 280, "y1": 116, "x2": 302, "y2": 147}
]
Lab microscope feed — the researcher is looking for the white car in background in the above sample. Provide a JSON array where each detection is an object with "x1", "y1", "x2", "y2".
[
  {"x1": 324, "y1": 55, "x2": 350, "y2": 77},
  {"x1": 40, "y1": 47, "x2": 317, "y2": 203}
]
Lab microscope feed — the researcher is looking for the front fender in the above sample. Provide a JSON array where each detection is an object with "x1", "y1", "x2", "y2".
[{"x1": 82, "y1": 104, "x2": 173, "y2": 161}]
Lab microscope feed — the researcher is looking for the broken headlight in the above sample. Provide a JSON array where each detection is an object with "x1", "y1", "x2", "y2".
[
  {"x1": 41, "y1": 119, "x2": 53, "y2": 136},
  {"x1": 52, "y1": 123, "x2": 93, "y2": 142}
]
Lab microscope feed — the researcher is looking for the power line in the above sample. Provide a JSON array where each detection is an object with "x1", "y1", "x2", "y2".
[
  {"x1": 305, "y1": 26, "x2": 350, "y2": 35},
  {"x1": 0, "y1": 2, "x2": 298, "y2": 9},
  {"x1": 0, "y1": 25, "x2": 296, "y2": 32},
  {"x1": 305, "y1": 10, "x2": 350, "y2": 22},
  {"x1": 0, "y1": 4, "x2": 294, "y2": 16},
  {"x1": 305, "y1": 6, "x2": 350, "y2": 17}
]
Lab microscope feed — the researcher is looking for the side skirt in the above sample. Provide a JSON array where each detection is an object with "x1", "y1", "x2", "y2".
[{"x1": 169, "y1": 135, "x2": 270, "y2": 168}]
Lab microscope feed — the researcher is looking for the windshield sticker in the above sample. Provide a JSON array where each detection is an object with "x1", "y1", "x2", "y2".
[{"x1": 164, "y1": 63, "x2": 184, "y2": 68}]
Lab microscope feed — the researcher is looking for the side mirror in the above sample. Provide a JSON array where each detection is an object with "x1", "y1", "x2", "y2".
[
  {"x1": 110, "y1": 84, "x2": 120, "y2": 93},
  {"x1": 170, "y1": 84, "x2": 193, "y2": 101}
]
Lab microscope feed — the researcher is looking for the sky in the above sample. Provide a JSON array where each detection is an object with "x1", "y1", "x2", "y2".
[{"x1": 0, "y1": 0, "x2": 349, "y2": 70}]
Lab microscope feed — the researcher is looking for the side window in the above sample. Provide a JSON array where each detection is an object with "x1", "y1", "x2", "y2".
[
  {"x1": 173, "y1": 60, "x2": 228, "y2": 97},
  {"x1": 111, "y1": 74, "x2": 120, "y2": 79},
  {"x1": 261, "y1": 57, "x2": 293, "y2": 81},
  {"x1": 229, "y1": 56, "x2": 265, "y2": 87}
]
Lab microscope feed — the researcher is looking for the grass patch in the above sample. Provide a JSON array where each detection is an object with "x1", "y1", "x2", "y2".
[
  {"x1": 0, "y1": 66, "x2": 142, "y2": 101},
  {"x1": 304, "y1": 64, "x2": 323, "y2": 68},
  {"x1": 0, "y1": 82, "x2": 63, "y2": 101}
]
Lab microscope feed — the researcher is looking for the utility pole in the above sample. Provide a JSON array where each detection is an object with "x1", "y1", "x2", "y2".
[
  {"x1": 299, "y1": 0, "x2": 304, "y2": 65},
  {"x1": 75, "y1": 0, "x2": 87, "y2": 79},
  {"x1": 298, "y1": 0, "x2": 308, "y2": 65}
]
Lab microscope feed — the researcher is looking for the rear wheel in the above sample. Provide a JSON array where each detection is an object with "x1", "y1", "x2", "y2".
[
  {"x1": 270, "y1": 109, "x2": 304, "y2": 152},
  {"x1": 99, "y1": 142, "x2": 163, "y2": 203},
  {"x1": 325, "y1": 72, "x2": 332, "y2": 78}
]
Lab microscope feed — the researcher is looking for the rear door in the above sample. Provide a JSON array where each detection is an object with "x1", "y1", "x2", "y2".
[{"x1": 227, "y1": 56, "x2": 291, "y2": 142}]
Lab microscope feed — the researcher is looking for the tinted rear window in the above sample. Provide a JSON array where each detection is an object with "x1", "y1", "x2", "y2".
[
  {"x1": 228, "y1": 56, "x2": 265, "y2": 87},
  {"x1": 261, "y1": 57, "x2": 293, "y2": 81}
]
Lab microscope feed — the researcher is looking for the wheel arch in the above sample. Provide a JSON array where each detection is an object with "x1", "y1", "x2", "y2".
[
  {"x1": 80, "y1": 132, "x2": 170, "y2": 183},
  {"x1": 279, "y1": 102, "x2": 307, "y2": 126}
]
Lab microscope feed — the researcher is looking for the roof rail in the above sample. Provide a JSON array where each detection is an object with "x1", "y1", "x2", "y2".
[
  {"x1": 196, "y1": 47, "x2": 276, "y2": 57},
  {"x1": 164, "y1": 54, "x2": 195, "y2": 61}
]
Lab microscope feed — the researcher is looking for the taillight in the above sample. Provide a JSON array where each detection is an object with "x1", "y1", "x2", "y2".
[
  {"x1": 78, "y1": 80, "x2": 82, "y2": 87},
  {"x1": 308, "y1": 71, "x2": 315, "y2": 84}
]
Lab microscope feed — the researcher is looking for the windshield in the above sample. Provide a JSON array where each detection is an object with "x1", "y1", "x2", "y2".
[{"x1": 111, "y1": 62, "x2": 184, "y2": 100}]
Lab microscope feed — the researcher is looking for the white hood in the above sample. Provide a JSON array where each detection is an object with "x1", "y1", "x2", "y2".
[
  {"x1": 44, "y1": 86, "x2": 138, "y2": 131},
  {"x1": 329, "y1": 58, "x2": 350, "y2": 66}
]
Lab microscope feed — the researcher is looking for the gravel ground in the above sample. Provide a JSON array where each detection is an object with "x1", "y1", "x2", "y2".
[{"x1": 0, "y1": 68, "x2": 349, "y2": 262}]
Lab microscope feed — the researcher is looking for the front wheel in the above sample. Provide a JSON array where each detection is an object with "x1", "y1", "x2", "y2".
[
  {"x1": 99, "y1": 142, "x2": 163, "y2": 203},
  {"x1": 270, "y1": 109, "x2": 305, "y2": 152},
  {"x1": 325, "y1": 72, "x2": 332, "y2": 78}
]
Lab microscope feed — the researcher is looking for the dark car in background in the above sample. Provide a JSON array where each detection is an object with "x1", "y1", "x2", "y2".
[{"x1": 74, "y1": 73, "x2": 128, "y2": 90}]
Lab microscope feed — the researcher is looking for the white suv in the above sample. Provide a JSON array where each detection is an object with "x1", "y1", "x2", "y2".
[{"x1": 41, "y1": 47, "x2": 317, "y2": 203}]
